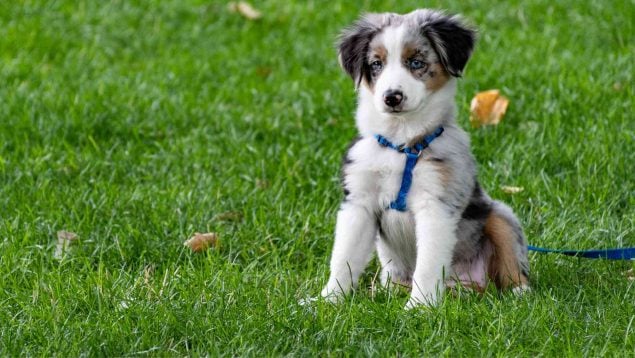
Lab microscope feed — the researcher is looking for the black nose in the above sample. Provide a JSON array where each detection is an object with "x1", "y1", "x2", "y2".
[{"x1": 383, "y1": 90, "x2": 403, "y2": 107}]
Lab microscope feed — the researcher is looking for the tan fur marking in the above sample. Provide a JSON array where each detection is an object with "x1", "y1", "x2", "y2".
[
  {"x1": 401, "y1": 43, "x2": 419, "y2": 62},
  {"x1": 484, "y1": 213, "x2": 528, "y2": 289},
  {"x1": 371, "y1": 44, "x2": 387, "y2": 63},
  {"x1": 365, "y1": 44, "x2": 387, "y2": 93},
  {"x1": 428, "y1": 158, "x2": 452, "y2": 185},
  {"x1": 425, "y1": 63, "x2": 450, "y2": 91}
]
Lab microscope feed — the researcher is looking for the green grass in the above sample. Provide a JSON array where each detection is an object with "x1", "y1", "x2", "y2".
[{"x1": 0, "y1": 0, "x2": 633, "y2": 355}]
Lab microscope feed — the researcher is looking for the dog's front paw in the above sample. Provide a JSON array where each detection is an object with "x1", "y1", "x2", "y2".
[
  {"x1": 512, "y1": 284, "x2": 531, "y2": 296},
  {"x1": 320, "y1": 285, "x2": 346, "y2": 304},
  {"x1": 299, "y1": 284, "x2": 348, "y2": 307},
  {"x1": 405, "y1": 286, "x2": 442, "y2": 309},
  {"x1": 404, "y1": 294, "x2": 438, "y2": 310}
]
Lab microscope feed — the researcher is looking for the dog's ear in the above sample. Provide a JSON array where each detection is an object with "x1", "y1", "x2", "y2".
[
  {"x1": 337, "y1": 13, "x2": 387, "y2": 86},
  {"x1": 419, "y1": 13, "x2": 477, "y2": 77}
]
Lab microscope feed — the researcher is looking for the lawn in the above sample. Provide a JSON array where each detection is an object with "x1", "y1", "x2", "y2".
[{"x1": 0, "y1": 0, "x2": 633, "y2": 355}]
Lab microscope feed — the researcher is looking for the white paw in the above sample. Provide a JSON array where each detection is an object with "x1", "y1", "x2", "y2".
[
  {"x1": 320, "y1": 286, "x2": 345, "y2": 304},
  {"x1": 512, "y1": 284, "x2": 531, "y2": 296},
  {"x1": 405, "y1": 293, "x2": 438, "y2": 310}
]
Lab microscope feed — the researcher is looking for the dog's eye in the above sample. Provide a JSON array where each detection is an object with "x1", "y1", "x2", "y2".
[
  {"x1": 408, "y1": 59, "x2": 426, "y2": 70},
  {"x1": 370, "y1": 60, "x2": 383, "y2": 71}
]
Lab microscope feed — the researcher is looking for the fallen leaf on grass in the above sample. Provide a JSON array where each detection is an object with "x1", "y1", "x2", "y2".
[
  {"x1": 501, "y1": 185, "x2": 524, "y2": 194},
  {"x1": 256, "y1": 179, "x2": 270, "y2": 189},
  {"x1": 255, "y1": 66, "x2": 272, "y2": 78},
  {"x1": 214, "y1": 211, "x2": 243, "y2": 222},
  {"x1": 612, "y1": 82, "x2": 623, "y2": 91},
  {"x1": 54, "y1": 230, "x2": 79, "y2": 260},
  {"x1": 184, "y1": 232, "x2": 218, "y2": 252},
  {"x1": 470, "y1": 89, "x2": 509, "y2": 128},
  {"x1": 227, "y1": 1, "x2": 262, "y2": 20},
  {"x1": 144, "y1": 265, "x2": 154, "y2": 287}
]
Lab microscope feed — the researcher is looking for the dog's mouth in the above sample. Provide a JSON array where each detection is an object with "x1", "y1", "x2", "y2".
[
  {"x1": 381, "y1": 98, "x2": 428, "y2": 116},
  {"x1": 382, "y1": 107, "x2": 408, "y2": 115}
]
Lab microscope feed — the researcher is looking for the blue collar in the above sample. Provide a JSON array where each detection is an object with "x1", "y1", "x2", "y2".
[{"x1": 374, "y1": 127, "x2": 444, "y2": 211}]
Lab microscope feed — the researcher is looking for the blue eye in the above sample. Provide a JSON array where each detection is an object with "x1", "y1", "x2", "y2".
[
  {"x1": 370, "y1": 60, "x2": 383, "y2": 71},
  {"x1": 409, "y1": 59, "x2": 425, "y2": 70}
]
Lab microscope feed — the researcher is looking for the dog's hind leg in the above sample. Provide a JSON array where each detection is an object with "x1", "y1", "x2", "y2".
[{"x1": 484, "y1": 202, "x2": 530, "y2": 293}]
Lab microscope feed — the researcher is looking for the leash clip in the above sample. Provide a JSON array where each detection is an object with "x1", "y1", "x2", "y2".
[{"x1": 403, "y1": 147, "x2": 422, "y2": 159}]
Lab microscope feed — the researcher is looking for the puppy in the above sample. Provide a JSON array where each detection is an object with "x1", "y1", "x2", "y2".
[{"x1": 320, "y1": 9, "x2": 530, "y2": 309}]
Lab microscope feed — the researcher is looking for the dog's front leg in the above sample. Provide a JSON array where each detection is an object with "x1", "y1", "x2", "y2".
[
  {"x1": 406, "y1": 203, "x2": 458, "y2": 308},
  {"x1": 321, "y1": 202, "x2": 377, "y2": 302}
]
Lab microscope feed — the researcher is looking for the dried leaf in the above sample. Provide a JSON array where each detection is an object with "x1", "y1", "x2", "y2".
[
  {"x1": 184, "y1": 232, "x2": 218, "y2": 252},
  {"x1": 501, "y1": 185, "x2": 524, "y2": 194},
  {"x1": 613, "y1": 82, "x2": 623, "y2": 91},
  {"x1": 227, "y1": 1, "x2": 262, "y2": 20},
  {"x1": 57, "y1": 230, "x2": 78, "y2": 241},
  {"x1": 144, "y1": 265, "x2": 154, "y2": 286},
  {"x1": 255, "y1": 66, "x2": 272, "y2": 78},
  {"x1": 214, "y1": 211, "x2": 243, "y2": 222},
  {"x1": 256, "y1": 179, "x2": 270, "y2": 189},
  {"x1": 469, "y1": 89, "x2": 509, "y2": 128},
  {"x1": 54, "y1": 230, "x2": 79, "y2": 260}
]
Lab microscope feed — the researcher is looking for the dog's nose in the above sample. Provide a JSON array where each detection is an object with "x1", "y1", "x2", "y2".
[{"x1": 383, "y1": 90, "x2": 403, "y2": 107}]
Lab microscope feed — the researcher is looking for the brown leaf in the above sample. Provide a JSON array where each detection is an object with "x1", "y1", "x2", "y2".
[
  {"x1": 214, "y1": 211, "x2": 243, "y2": 222},
  {"x1": 255, "y1": 66, "x2": 272, "y2": 78},
  {"x1": 256, "y1": 179, "x2": 270, "y2": 189},
  {"x1": 184, "y1": 232, "x2": 218, "y2": 252},
  {"x1": 54, "y1": 230, "x2": 79, "y2": 260},
  {"x1": 326, "y1": 118, "x2": 338, "y2": 126},
  {"x1": 469, "y1": 89, "x2": 509, "y2": 128},
  {"x1": 144, "y1": 265, "x2": 154, "y2": 286},
  {"x1": 227, "y1": 1, "x2": 262, "y2": 20},
  {"x1": 501, "y1": 185, "x2": 524, "y2": 194},
  {"x1": 612, "y1": 82, "x2": 623, "y2": 91}
]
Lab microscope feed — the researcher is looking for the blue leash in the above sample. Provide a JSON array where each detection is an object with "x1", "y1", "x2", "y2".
[
  {"x1": 374, "y1": 127, "x2": 444, "y2": 211},
  {"x1": 528, "y1": 245, "x2": 635, "y2": 260}
]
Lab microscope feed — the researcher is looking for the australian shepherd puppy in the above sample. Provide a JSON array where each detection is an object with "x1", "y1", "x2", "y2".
[{"x1": 319, "y1": 9, "x2": 530, "y2": 309}]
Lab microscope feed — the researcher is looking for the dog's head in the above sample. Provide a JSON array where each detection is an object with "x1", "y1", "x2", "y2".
[{"x1": 338, "y1": 10, "x2": 476, "y2": 115}]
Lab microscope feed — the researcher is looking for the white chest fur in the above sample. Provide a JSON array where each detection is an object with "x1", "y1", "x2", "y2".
[{"x1": 343, "y1": 137, "x2": 444, "y2": 212}]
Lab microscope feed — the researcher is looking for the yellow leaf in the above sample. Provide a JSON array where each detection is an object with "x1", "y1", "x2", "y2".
[
  {"x1": 501, "y1": 185, "x2": 524, "y2": 194},
  {"x1": 54, "y1": 230, "x2": 79, "y2": 260},
  {"x1": 227, "y1": 1, "x2": 262, "y2": 20},
  {"x1": 184, "y1": 232, "x2": 219, "y2": 252},
  {"x1": 469, "y1": 89, "x2": 509, "y2": 128},
  {"x1": 214, "y1": 211, "x2": 243, "y2": 222}
]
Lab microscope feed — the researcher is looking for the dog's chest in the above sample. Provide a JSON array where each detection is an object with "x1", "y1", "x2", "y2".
[{"x1": 344, "y1": 138, "x2": 440, "y2": 209}]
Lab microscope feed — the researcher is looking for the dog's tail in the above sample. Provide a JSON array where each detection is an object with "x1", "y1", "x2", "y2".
[{"x1": 484, "y1": 201, "x2": 530, "y2": 291}]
